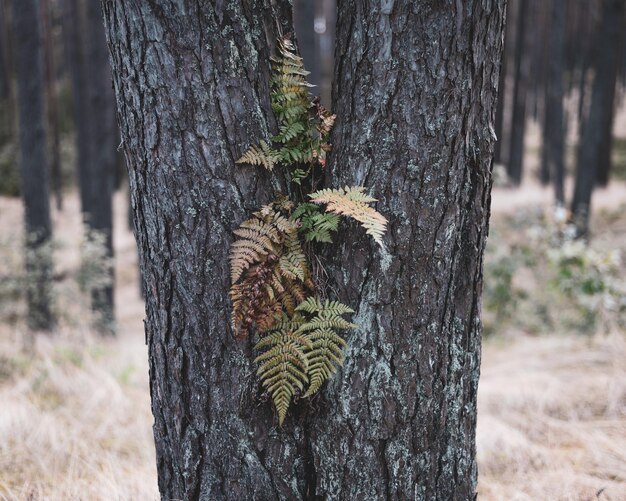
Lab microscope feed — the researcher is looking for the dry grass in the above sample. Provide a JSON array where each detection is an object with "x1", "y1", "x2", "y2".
[
  {"x1": 0, "y1": 187, "x2": 625, "y2": 499},
  {"x1": 477, "y1": 334, "x2": 626, "y2": 500}
]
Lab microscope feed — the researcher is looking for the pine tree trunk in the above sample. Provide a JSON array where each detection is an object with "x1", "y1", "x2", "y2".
[
  {"x1": 82, "y1": 0, "x2": 116, "y2": 332},
  {"x1": 102, "y1": 0, "x2": 505, "y2": 498},
  {"x1": 542, "y1": 0, "x2": 566, "y2": 205},
  {"x1": 41, "y1": 0, "x2": 63, "y2": 211},
  {"x1": 61, "y1": 0, "x2": 89, "y2": 215},
  {"x1": 572, "y1": 0, "x2": 625, "y2": 235},
  {"x1": 316, "y1": 1, "x2": 505, "y2": 498},
  {"x1": 13, "y1": 0, "x2": 54, "y2": 331},
  {"x1": 507, "y1": 0, "x2": 529, "y2": 185}
]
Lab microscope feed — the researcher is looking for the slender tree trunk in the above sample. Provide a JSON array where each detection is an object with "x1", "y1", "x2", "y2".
[
  {"x1": 595, "y1": 1, "x2": 625, "y2": 186},
  {"x1": 41, "y1": 0, "x2": 63, "y2": 211},
  {"x1": 572, "y1": 0, "x2": 625, "y2": 235},
  {"x1": 507, "y1": 0, "x2": 529, "y2": 185},
  {"x1": 0, "y1": 1, "x2": 15, "y2": 147},
  {"x1": 83, "y1": 0, "x2": 116, "y2": 332},
  {"x1": 542, "y1": 0, "x2": 566, "y2": 205},
  {"x1": 61, "y1": 0, "x2": 89, "y2": 210},
  {"x1": 13, "y1": 0, "x2": 54, "y2": 331},
  {"x1": 103, "y1": 0, "x2": 505, "y2": 498},
  {"x1": 0, "y1": 1, "x2": 11, "y2": 103}
]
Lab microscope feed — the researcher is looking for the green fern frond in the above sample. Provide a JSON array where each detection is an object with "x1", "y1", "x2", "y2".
[
  {"x1": 236, "y1": 140, "x2": 279, "y2": 171},
  {"x1": 274, "y1": 122, "x2": 307, "y2": 143},
  {"x1": 254, "y1": 317, "x2": 311, "y2": 425},
  {"x1": 295, "y1": 297, "x2": 355, "y2": 317},
  {"x1": 303, "y1": 328, "x2": 347, "y2": 396},
  {"x1": 293, "y1": 298, "x2": 356, "y2": 397},
  {"x1": 310, "y1": 186, "x2": 388, "y2": 245}
]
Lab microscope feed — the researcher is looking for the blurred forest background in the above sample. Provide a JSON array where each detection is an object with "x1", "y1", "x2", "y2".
[{"x1": 0, "y1": 0, "x2": 625, "y2": 499}]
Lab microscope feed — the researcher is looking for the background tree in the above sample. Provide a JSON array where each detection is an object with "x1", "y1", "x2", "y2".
[
  {"x1": 541, "y1": 0, "x2": 566, "y2": 205},
  {"x1": 12, "y1": 0, "x2": 54, "y2": 330},
  {"x1": 572, "y1": 0, "x2": 626, "y2": 236},
  {"x1": 41, "y1": 0, "x2": 63, "y2": 211},
  {"x1": 102, "y1": 1, "x2": 504, "y2": 498},
  {"x1": 82, "y1": 0, "x2": 116, "y2": 331},
  {"x1": 507, "y1": 0, "x2": 531, "y2": 185},
  {"x1": 62, "y1": 0, "x2": 116, "y2": 331}
]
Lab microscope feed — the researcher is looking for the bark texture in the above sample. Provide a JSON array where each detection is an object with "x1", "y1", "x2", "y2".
[
  {"x1": 13, "y1": 0, "x2": 54, "y2": 330},
  {"x1": 102, "y1": 1, "x2": 303, "y2": 498},
  {"x1": 103, "y1": 0, "x2": 505, "y2": 499},
  {"x1": 316, "y1": 1, "x2": 505, "y2": 498}
]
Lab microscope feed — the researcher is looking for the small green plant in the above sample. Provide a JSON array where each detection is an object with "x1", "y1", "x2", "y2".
[{"x1": 231, "y1": 38, "x2": 388, "y2": 425}]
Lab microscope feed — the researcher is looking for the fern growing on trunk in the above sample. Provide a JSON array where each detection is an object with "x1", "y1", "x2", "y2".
[{"x1": 231, "y1": 36, "x2": 388, "y2": 425}]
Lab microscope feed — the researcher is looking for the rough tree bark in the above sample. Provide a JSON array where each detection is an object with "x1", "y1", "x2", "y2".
[
  {"x1": 102, "y1": 0, "x2": 505, "y2": 499},
  {"x1": 572, "y1": 0, "x2": 625, "y2": 235},
  {"x1": 316, "y1": 1, "x2": 505, "y2": 498},
  {"x1": 13, "y1": 0, "x2": 54, "y2": 330}
]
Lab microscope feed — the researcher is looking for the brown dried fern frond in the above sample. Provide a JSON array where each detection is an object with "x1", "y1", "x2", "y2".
[{"x1": 230, "y1": 205, "x2": 313, "y2": 339}]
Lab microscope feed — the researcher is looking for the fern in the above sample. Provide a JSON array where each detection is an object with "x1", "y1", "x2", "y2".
[
  {"x1": 255, "y1": 315, "x2": 311, "y2": 425},
  {"x1": 236, "y1": 140, "x2": 279, "y2": 171},
  {"x1": 229, "y1": 37, "x2": 391, "y2": 426},
  {"x1": 295, "y1": 298, "x2": 355, "y2": 397},
  {"x1": 310, "y1": 186, "x2": 388, "y2": 245},
  {"x1": 292, "y1": 203, "x2": 340, "y2": 243},
  {"x1": 230, "y1": 206, "x2": 311, "y2": 338},
  {"x1": 236, "y1": 37, "x2": 332, "y2": 183}
]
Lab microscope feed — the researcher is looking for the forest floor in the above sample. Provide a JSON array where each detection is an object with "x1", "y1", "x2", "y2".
[{"x1": 0, "y1": 181, "x2": 625, "y2": 500}]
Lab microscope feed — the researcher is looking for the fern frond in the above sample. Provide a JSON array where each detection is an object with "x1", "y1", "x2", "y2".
[
  {"x1": 292, "y1": 297, "x2": 356, "y2": 397},
  {"x1": 274, "y1": 122, "x2": 307, "y2": 143},
  {"x1": 230, "y1": 206, "x2": 312, "y2": 338},
  {"x1": 310, "y1": 186, "x2": 388, "y2": 245},
  {"x1": 303, "y1": 328, "x2": 347, "y2": 396},
  {"x1": 236, "y1": 140, "x2": 279, "y2": 171},
  {"x1": 279, "y1": 230, "x2": 308, "y2": 281},
  {"x1": 254, "y1": 317, "x2": 311, "y2": 425},
  {"x1": 295, "y1": 297, "x2": 355, "y2": 317}
]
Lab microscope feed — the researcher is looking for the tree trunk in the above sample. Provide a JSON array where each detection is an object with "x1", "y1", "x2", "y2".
[
  {"x1": 507, "y1": 0, "x2": 529, "y2": 185},
  {"x1": 13, "y1": 0, "x2": 54, "y2": 331},
  {"x1": 103, "y1": 0, "x2": 505, "y2": 498},
  {"x1": 316, "y1": 1, "x2": 505, "y2": 498},
  {"x1": 0, "y1": 0, "x2": 15, "y2": 147},
  {"x1": 542, "y1": 0, "x2": 566, "y2": 205},
  {"x1": 61, "y1": 0, "x2": 90, "y2": 213},
  {"x1": 41, "y1": 0, "x2": 63, "y2": 211},
  {"x1": 572, "y1": 0, "x2": 625, "y2": 235},
  {"x1": 595, "y1": 1, "x2": 625, "y2": 186},
  {"x1": 83, "y1": 0, "x2": 116, "y2": 332}
]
